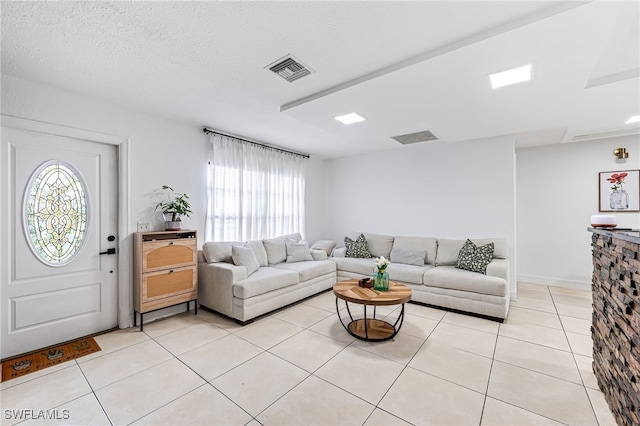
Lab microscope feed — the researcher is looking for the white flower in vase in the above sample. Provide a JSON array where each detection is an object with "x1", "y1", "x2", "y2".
[{"x1": 375, "y1": 256, "x2": 390, "y2": 274}]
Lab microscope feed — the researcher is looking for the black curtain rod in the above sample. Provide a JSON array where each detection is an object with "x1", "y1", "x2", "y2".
[{"x1": 202, "y1": 127, "x2": 309, "y2": 159}]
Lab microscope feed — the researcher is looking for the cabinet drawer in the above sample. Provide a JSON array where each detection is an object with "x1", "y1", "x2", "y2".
[
  {"x1": 142, "y1": 266, "x2": 196, "y2": 301},
  {"x1": 142, "y1": 239, "x2": 196, "y2": 271}
]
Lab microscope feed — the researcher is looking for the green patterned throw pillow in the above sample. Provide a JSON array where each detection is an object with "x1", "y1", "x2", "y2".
[
  {"x1": 345, "y1": 234, "x2": 372, "y2": 258},
  {"x1": 456, "y1": 239, "x2": 494, "y2": 274}
]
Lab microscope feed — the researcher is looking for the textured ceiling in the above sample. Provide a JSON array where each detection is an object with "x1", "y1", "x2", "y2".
[{"x1": 2, "y1": 1, "x2": 639, "y2": 158}]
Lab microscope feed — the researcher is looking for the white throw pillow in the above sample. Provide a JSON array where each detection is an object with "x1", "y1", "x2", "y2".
[
  {"x1": 262, "y1": 237, "x2": 287, "y2": 265},
  {"x1": 231, "y1": 245, "x2": 260, "y2": 276},
  {"x1": 246, "y1": 240, "x2": 268, "y2": 267},
  {"x1": 285, "y1": 238, "x2": 313, "y2": 263},
  {"x1": 311, "y1": 240, "x2": 337, "y2": 256},
  {"x1": 390, "y1": 247, "x2": 426, "y2": 266}
]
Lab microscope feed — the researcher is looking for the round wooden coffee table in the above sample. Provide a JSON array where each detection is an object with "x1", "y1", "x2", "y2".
[{"x1": 333, "y1": 279, "x2": 412, "y2": 342}]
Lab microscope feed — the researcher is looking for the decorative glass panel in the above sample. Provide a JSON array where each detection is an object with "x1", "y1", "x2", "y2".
[{"x1": 24, "y1": 161, "x2": 89, "y2": 266}]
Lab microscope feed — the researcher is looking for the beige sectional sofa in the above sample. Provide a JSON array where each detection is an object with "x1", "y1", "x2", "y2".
[
  {"x1": 332, "y1": 233, "x2": 510, "y2": 321},
  {"x1": 198, "y1": 231, "x2": 510, "y2": 324},
  {"x1": 197, "y1": 233, "x2": 336, "y2": 324}
]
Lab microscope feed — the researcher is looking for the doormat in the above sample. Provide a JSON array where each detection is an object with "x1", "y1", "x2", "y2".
[{"x1": 1, "y1": 337, "x2": 101, "y2": 382}]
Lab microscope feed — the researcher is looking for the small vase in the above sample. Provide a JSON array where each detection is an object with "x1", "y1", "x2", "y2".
[
  {"x1": 373, "y1": 270, "x2": 389, "y2": 291},
  {"x1": 610, "y1": 189, "x2": 629, "y2": 210}
]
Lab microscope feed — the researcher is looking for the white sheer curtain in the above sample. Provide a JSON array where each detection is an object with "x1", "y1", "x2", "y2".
[{"x1": 205, "y1": 133, "x2": 306, "y2": 242}]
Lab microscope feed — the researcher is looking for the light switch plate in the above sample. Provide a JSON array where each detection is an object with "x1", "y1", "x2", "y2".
[{"x1": 137, "y1": 222, "x2": 151, "y2": 232}]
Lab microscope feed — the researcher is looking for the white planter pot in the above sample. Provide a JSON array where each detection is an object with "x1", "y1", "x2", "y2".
[{"x1": 165, "y1": 221, "x2": 182, "y2": 231}]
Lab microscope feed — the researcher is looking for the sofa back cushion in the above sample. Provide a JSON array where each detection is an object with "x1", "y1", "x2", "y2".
[
  {"x1": 263, "y1": 233, "x2": 303, "y2": 265},
  {"x1": 391, "y1": 236, "x2": 437, "y2": 264},
  {"x1": 435, "y1": 238, "x2": 507, "y2": 266},
  {"x1": 348, "y1": 232, "x2": 394, "y2": 258},
  {"x1": 202, "y1": 241, "x2": 240, "y2": 263}
]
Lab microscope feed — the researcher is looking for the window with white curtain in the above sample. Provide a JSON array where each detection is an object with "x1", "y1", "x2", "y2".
[{"x1": 205, "y1": 133, "x2": 306, "y2": 242}]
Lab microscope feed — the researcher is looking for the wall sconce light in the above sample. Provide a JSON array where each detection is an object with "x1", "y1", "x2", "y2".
[{"x1": 613, "y1": 148, "x2": 629, "y2": 159}]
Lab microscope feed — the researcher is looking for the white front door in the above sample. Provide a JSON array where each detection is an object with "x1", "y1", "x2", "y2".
[{"x1": 1, "y1": 127, "x2": 118, "y2": 359}]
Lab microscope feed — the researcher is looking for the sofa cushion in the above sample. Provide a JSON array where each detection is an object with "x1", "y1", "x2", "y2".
[
  {"x1": 387, "y1": 263, "x2": 434, "y2": 285},
  {"x1": 332, "y1": 247, "x2": 346, "y2": 258},
  {"x1": 348, "y1": 232, "x2": 394, "y2": 258},
  {"x1": 424, "y1": 266, "x2": 507, "y2": 297},
  {"x1": 345, "y1": 234, "x2": 372, "y2": 258},
  {"x1": 392, "y1": 236, "x2": 437, "y2": 264},
  {"x1": 311, "y1": 240, "x2": 337, "y2": 256},
  {"x1": 272, "y1": 260, "x2": 336, "y2": 282},
  {"x1": 231, "y1": 245, "x2": 260, "y2": 276},
  {"x1": 310, "y1": 249, "x2": 328, "y2": 261},
  {"x1": 474, "y1": 238, "x2": 507, "y2": 259},
  {"x1": 331, "y1": 257, "x2": 376, "y2": 276},
  {"x1": 202, "y1": 241, "x2": 241, "y2": 263},
  {"x1": 436, "y1": 238, "x2": 507, "y2": 266},
  {"x1": 261, "y1": 233, "x2": 303, "y2": 265},
  {"x1": 390, "y1": 247, "x2": 426, "y2": 266},
  {"x1": 286, "y1": 239, "x2": 313, "y2": 263},
  {"x1": 246, "y1": 240, "x2": 268, "y2": 267},
  {"x1": 262, "y1": 237, "x2": 286, "y2": 265},
  {"x1": 456, "y1": 239, "x2": 494, "y2": 274},
  {"x1": 233, "y1": 267, "x2": 299, "y2": 299}
]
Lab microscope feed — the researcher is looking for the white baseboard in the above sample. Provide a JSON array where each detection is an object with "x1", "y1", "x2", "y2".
[{"x1": 517, "y1": 274, "x2": 591, "y2": 291}]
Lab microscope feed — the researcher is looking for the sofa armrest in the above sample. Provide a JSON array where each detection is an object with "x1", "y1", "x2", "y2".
[
  {"x1": 486, "y1": 258, "x2": 509, "y2": 282},
  {"x1": 333, "y1": 247, "x2": 346, "y2": 258},
  {"x1": 198, "y1": 262, "x2": 247, "y2": 317},
  {"x1": 310, "y1": 249, "x2": 328, "y2": 261}
]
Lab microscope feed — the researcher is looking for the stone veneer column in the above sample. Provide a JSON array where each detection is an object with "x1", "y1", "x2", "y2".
[{"x1": 590, "y1": 228, "x2": 640, "y2": 426}]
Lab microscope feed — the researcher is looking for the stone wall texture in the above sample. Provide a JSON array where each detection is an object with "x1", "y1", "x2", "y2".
[{"x1": 591, "y1": 231, "x2": 640, "y2": 426}]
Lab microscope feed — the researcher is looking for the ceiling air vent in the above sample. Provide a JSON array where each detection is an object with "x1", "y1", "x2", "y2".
[
  {"x1": 570, "y1": 128, "x2": 639, "y2": 143},
  {"x1": 266, "y1": 55, "x2": 313, "y2": 83},
  {"x1": 391, "y1": 130, "x2": 439, "y2": 145}
]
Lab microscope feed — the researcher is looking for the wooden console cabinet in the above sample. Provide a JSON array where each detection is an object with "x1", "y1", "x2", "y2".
[{"x1": 133, "y1": 230, "x2": 198, "y2": 331}]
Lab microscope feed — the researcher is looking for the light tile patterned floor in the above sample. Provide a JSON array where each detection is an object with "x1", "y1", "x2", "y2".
[{"x1": 0, "y1": 283, "x2": 618, "y2": 425}]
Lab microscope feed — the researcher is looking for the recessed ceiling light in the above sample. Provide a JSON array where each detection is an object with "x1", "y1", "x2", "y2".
[
  {"x1": 335, "y1": 112, "x2": 366, "y2": 125},
  {"x1": 489, "y1": 64, "x2": 532, "y2": 89},
  {"x1": 625, "y1": 115, "x2": 640, "y2": 124}
]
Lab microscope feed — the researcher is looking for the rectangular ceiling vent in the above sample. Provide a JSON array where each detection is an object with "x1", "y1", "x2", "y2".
[
  {"x1": 570, "y1": 128, "x2": 639, "y2": 142},
  {"x1": 391, "y1": 130, "x2": 439, "y2": 145},
  {"x1": 266, "y1": 55, "x2": 313, "y2": 83}
]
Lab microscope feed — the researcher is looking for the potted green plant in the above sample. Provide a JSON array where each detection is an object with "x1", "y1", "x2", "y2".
[{"x1": 155, "y1": 185, "x2": 192, "y2": 231}]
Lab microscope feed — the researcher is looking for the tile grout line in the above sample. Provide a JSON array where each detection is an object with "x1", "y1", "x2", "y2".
[
  {"x1": 550, "y1": 286, "x2": 604, "y2": 426},
  {"x1": 478, "y1": 320, "x2": 501, "y2": 425},
  {"x1": 73, "y1": 358, "x2": 115, "y2": 426},
  {"x1": 360, "y1": 310, "x2": 445, "y2": 425}
]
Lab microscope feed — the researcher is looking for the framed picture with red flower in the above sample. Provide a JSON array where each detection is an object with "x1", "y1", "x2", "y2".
[{"x1": 598, "y1": 169, "x2": 640, "y2": 212}]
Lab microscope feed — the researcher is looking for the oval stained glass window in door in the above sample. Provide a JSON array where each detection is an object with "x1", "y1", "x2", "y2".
[{"x1": 24, "y1": 161, "x2": 89, "y2": 266}]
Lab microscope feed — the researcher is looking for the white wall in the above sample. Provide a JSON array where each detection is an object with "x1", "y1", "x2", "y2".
[
  {"x1": 303, "y1": 157, "x2": 329, "y2": 243},
  {"x1": 324, "y1": 136, "x2": 517, "y2": 296},
  {"x1": 517, "y1": 135, "x2": 640, "y2": 289},
  {"x1": 1, "y1": 75, "x2": 328, "y2": 323},
  {"x1": 1, "y1": 75, "x2": 328, "y2": 242}
]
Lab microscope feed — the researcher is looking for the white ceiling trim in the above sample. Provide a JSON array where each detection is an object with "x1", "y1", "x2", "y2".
[{"x1": 281, "y1": 1, "x2": 589, "y2": 112}]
